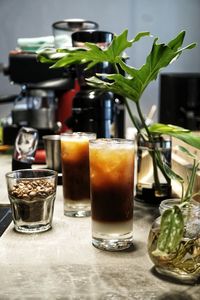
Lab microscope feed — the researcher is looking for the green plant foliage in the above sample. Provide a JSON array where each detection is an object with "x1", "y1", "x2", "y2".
[
  {"x1": 156, "y1": 147, "x2": 200, "y2": 254},
  {"x1": 85, "y1": 31, "x2": 196, "y2": 103},
  {"x1": 149, "y1": 123, "x2": 200, "y2": 150},
  {"x1": 37, "y1": 30, "x2": 150, "y2": 69},
  {"x1": 153, "y1": 205, "x2": 184, "y2": 255}
]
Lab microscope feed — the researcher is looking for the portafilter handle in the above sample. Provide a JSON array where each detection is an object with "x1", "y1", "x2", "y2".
[{"x1": 12, "y1": 127, "x2": 39, "y2": 171}]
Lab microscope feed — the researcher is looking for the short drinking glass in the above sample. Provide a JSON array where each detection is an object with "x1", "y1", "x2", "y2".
[
  {"x1": 6, "y1": 169, "x2": 57, "y2": 233},
  {"x1": 61, "y1": 132, "x2": 96, "y2": 217},
  {"x1": 89, "y1": 138, "x2": 135, "y2": 251}
]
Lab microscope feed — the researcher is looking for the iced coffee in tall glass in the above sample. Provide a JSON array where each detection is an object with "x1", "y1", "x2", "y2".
[
  {"x1": 89, "y1": 138, "x2": 135, "y2": 251},
  {"x1": 61, "y1": 132, "x2": 96, "y2": 217}
]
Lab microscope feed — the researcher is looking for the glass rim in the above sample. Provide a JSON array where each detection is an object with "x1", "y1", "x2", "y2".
[
  {"x1": 60, "y1": 132, "x2": 96, "y2": 140},
  {"x1": 5, "y1": 169, "x2": 57, "y2": 180},
  {"x1": 89, "y1": 138, "x2": 135, "y2": 144},
  {"x1": 61, "y1": 132, "x2": 96, "y2": 136},
  {"x1": 159, "y1": 198, "x2": 200, "y2": 214},
  {"x1": 42, "y1": 135, "x2": 60, "y2": 141},
  {"x1": 138, "y1": 145, "x2": 171, "y2": 151}
]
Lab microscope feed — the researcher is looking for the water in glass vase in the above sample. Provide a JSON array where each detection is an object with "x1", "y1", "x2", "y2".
[{"x1": 136, "y1": 137, "x2": 172, "y2": 205}]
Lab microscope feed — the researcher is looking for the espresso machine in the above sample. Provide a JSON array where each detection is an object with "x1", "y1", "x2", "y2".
[
  {"x1": 66, "y1": 30, "x2": 125, "y2": 138},
  {"x1": 1, "y1": 50, "x2": 75, "y2": 145},
  {"x1": 0, "y1": 21, "x2": 125, "y2": 153},
  {"x1": 0, "y1": 19, "x2": 99, "y2": 146}
]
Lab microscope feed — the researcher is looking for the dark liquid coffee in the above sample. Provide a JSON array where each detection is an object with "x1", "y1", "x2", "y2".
[
  {"x1": 91, "y1": 183, "x2": 133, "y2": 222},
  {"x1": 89, "y1": 140, "x2": 134, "y2": 224},
  {"x1": 62, "y1": 158, "x2": 90, "y2": 201}
]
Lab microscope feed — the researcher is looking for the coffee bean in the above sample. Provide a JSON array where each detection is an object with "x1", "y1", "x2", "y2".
[
  {"x1": 29, "y1": 191, "x2": 36, "y2": 197},
  {"x1": 9, "y1": 179, "x2": 55, "y2": 200}
]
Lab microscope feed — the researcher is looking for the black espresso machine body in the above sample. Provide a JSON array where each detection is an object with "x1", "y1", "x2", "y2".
[
  {"x1": 67, "y1": 88, "x2": 125, "y2": 138},
  {"x1": 66, "y1": 30, "x2": 125, "y2": 138}
]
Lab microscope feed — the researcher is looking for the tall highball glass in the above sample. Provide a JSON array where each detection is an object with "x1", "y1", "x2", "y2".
[
  {"x1": 61, "y1": 132, "x2": 96, "y2": 217},
  {"x1": 89, "y1": 138, "x2": 135, "y2": 251}
]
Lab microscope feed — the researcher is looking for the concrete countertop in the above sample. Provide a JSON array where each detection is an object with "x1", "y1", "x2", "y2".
[{"x1": 0, "y1": 154, "x2": 199, "y2": 300}]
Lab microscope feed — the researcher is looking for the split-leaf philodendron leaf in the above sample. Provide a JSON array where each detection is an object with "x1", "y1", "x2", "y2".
[
  {"x1": 38, "y1": 30, "x2": 150, "y2": 69},
  {"x1": 38, "y1": 30, "x2": 196, "y2": 105},
  {"x1": 149, "y1": 123, "x2": 200, "y2": 150},
  {"x1": 87, "y1": 31, "x2": 196, "y2": 104}
]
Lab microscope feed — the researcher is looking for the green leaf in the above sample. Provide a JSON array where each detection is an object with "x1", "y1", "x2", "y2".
[
  {"x1": 183, "y1": 159, "x2": 199, "y2": 202},
  {"x1": 163, "y1": 162, "x2": 184, "y2": 184},
  {"x1": 88, "y1": 73, "x2": 140, "y2": 100},
  {"x1": 149, "y1": 123, "x2": 190, "y2": 133},
  {"x1": 37, "y1": 30, "x2": 196, "y2": 106},
  {"x1": 87, "y1": 31, "x2": 196, "y2": 103},
  {"x1": 37, "y1": 48, "x2": 66, "y2": 64},
  {"x1": 149, "y1": 123, "x2": 200, "y2": 149},
  {"x1": 156, "y1": 206, "x2": 184, "y2": 254},
  {"x1": 51, "y1": 51, "x2": 87, "y2": 68},
  {"x1": 178, "y1": 145, "x2": 197, "y2": 160},
  {"x1": 105, "y1": 30, "x2": 150, "y2": 60},
  {"x1": 39, "y1": 30, "x2": 150, "y2": 69},
  {"x1": 168, "y1": 31, "x2": 185, "y2": 50}
]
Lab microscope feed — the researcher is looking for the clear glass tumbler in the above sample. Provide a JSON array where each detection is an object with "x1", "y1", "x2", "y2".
[
  {"x1": 61, "y1": 132, "x2": 96, "y2": 217},
  {"x1": 6, "y1": 169, "x2": 57, "y2": 233},
  {"x1": 89, "y1": 138, "x2": 135, "y2": 251}
]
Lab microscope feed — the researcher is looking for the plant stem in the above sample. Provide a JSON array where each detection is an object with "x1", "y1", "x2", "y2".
[
  {"x1": 136, "y1": 102, "x2": 152, "y2": 140},
  {"x1": 136, "y1": 101, "x2": 171, "y2": 190},
  {"x1": 183, "y1": 160, "x2": 199, "y2": 202},
  {"x1": 154, "y1": 149, "x2": 171, "y2": 184},
  {"x1": 114, "y1": 63, "x2": 171, "y2": 197},
  {"x1": 113, "y1": 62, "x2": 141, "y2": 134},
  {"x1": 135, "y1": 102, "x2": 164, "y2": 190},
  {"x1": 181, "y1": 182, "x2": 184, "y2": 201},
  {"x1": 113, "y1": 63, "x2": 120, "y2": 74},
  {"x1": 124, "y1": 99, "x2": 141, "y2": 133}
]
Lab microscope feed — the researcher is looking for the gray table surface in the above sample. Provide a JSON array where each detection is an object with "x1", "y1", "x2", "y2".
[{"x1": 0, "y1": 154, "x2": 199, "y2": 300}]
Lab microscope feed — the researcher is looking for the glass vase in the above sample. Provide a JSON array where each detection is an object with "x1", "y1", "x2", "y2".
[
  {"x1": 135, "y1": 136, "x2": 172, "y2": 205},
  {"x1": 148, "y1": 198, "x2": 200, "y2": 283}
]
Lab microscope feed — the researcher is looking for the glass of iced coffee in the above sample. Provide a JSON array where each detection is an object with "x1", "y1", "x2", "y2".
[
  {"x1": 61, "y1": 132, "x2": 96, "y2": 217},
  {"x1": 89, "y1": 138, "x2": 135, "y2": 251}
]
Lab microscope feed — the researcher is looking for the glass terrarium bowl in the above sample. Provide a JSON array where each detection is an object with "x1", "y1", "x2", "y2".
[{"x1": 148, "y1": 198, "x2": 200, "y2": 283}]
